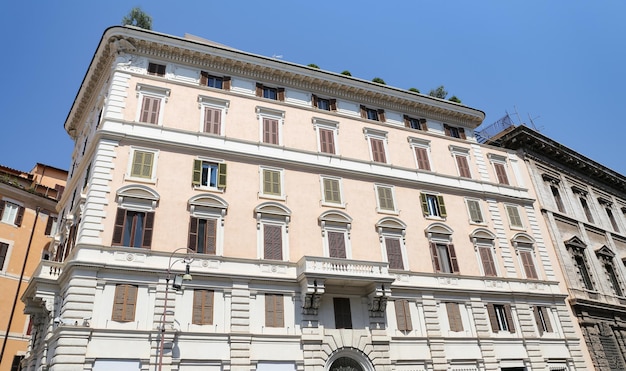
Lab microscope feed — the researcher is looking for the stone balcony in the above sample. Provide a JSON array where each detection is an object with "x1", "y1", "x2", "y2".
[{"x1": 296, "y1": 256, "x2": 395, "y2": 287}]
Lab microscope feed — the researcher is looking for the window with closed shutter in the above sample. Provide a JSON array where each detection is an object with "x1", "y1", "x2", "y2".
[
  {"x1": 263, "y1": 224, "x2": 283, "y2": 260},
  {"x1": 265, "y1": 294, "x2": 284, "y2": 327},
  {"x1": 112, "y1": 284, "x2": 138, "y2": 322},
  {"x1": 455, "y1": 155, "x2": 471, "y2": 178},
  {"x1": 203, "y1": 106, "x2": 222, "y2": 134},
  {"x1": 414, "y1": 147, "x2": 431, "y2": 171},
  {"x1": 385, "y1": 237, "x2": 404, "y2": 269},
  {"x1": 139, "y1": 95, "x2": 161, "y2": 124},
  {"x1": 494, "y1": 162, "x2": 509, "y2": 185},
  {"x1": 377, "y1": 186, "x2": 395, "y2": 211},
  {"x1": 506, "y1": 205, "x2": 523, "y2": 228},
  {"x1": 446, "y1": 302, "x2": 464, "y2": 332},
  {"x1": 370, "y1": 138, "x2": 387, "y2": 163},
  {"x1": 333, "y1": 297, "x2": 352, "y2": 329},
  {"x1": 263, "y1": 169, "x2": 282, "y2": 196},
  {"x1": 479, "y1": 246, "x2": 497, "y2": 277},
  {"x1": 323, "y1": 178, "x2": 341, "y2": 204},
  {"x1": 130, "y1": 150, "x2": 154, "y2": 179},
  {"x1": 394, "y1": 299, "x2": 412, "y2": 331},
  {"x1": 192, "y1": 290, "x2": 214, "y2": 325},
  {"x1": 327, "y1": 231, "x2": 347, "y2": 258},
  {"x1": 519, "y1": 250, "x2": 538, "y2": 279},
  {"x1": 263, "y1": 118, "x2": 279, "y2": 144},
  {"x1": 466, "y1": 199, "x2": 483, "y2": 223},
  {"x1": 319, "y1": 128, "x2": 336, "y2": 154}
]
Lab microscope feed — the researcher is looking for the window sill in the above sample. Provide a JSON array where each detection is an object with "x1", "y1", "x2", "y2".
[
  {"x1": 0, "y1": 220, "x2": 17, "y2": 227},
  {"x1": 424, "y1": 215, "x2": 445, "y2": 221},
  {"x1": 376, "y1": 208, "x2": 399, "y2": 215},
  {"x1": 321, "y1": 201, "x2": 345, "y2": 208},
  {"x1": 259, "y1": 194, "x2": 286, "y2": 201},
  {"x1": 193, "y1": 185, "x2": 224, "y2": 193},
  {"x1": 124, "y1": 175, "x2": 157, "y2": 184}
]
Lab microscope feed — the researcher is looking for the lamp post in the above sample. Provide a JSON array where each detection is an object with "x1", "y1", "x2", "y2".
[{"x1": 157, "y1": 248, "x2": 194, "y2": 371}]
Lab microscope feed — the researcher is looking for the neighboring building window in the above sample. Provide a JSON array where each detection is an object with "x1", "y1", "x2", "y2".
[
  {"x1": 147, "y1": 62, "x2": 166, "y2": 77},
  {"x1": 256, "y1": 83, "x2": 285, "y2": 101},
  {"x1": 136, "y1": 84, "x2": 170, "y2": 125},
  {"x1": 320, "y1": 211, "x2": 352, "y2": 259},
  {"x1": 112, "y1": 284, "x2": 138, "y2": 322},
  {"x1": 360, "y1": 105, "x2": 385, "y2": 122},
  {"x1": 200, "y1": 71, "x2": 231, "y2": 90},
  {"x1": 377, "y1": 217, "x2": 407, "y2": 270},
  {"x1": 404, "y1": 115, "x2": 427, "y2": 131},
  {"x1": 580, "y1": 196, "x2": 594, "y2": 223},
  {"x1": 128, "y1": 148, "x2": 157, "y2": 181},
  {"x1": 487, "y1": 303, "x2": 515, "y2": 333},
  {"x1": 375, "y1": 185, "x2": 396, "y2": 213},
  {"x1": 446, "y1": 302, "x2": 464, "y2": 332},
  {"x1": 45, "y1": 214, "x2": 59, "y2": 236},
  {"x1": 394, "y1": 299, "x2": 413, "y2": 332},
  {"x1": 192, "y1": 290, "x2": 214, "y2": 325},
  {"x1": 599, "y1": 198, "x2": 620, "y2": 232},
  {"x1": 605, "y1": 263, "x2": 623, "y2": 296},
  {"x1": 505, "y1": 204, "x2": 524, "y2": 229},
  {"x1": 321, "y1": 176, "x2": 342, "y2": 205},
  {"x1": 192, "y1": 159, "x2": 227, "y2": 190},
  {"x1": 0, "y1": 201, "x2": 25, "y2": 226},
  {"x1": 256, "y1": 203, "x2": 291, "y2": 261},
  {"x1": 265, "y1": 294, "x2": 284, "y2": 327},
  {"x1": 409, "y1": 137, "x2": 432, "y2": 171},
  {"x1": 112, "y1": 209, "x2": 155, "y2": 248},
  {"x1": 534, "y1": 306, "x2": 553, "y2": 335},
  {"x1": 420, "y1": 193, "x2": 447, "y2": 218},
  {"x1": 466, "y1": 199, "x2": 484, "y2": 224},
  {"x1": 261, "y1": 167, "x2": 284, "y2": 198},
  {"x1": 188, "y1": 194, "x2": 227, "y2": 256},
  {"x1": 444, "y1": 124, "x2": 466, "y2": 139},
  {"x1": 0, "y1": 242, "x2": 9, "y2": 271},
  {"x1": 551, "y1": 185, "x2": 566, "y2": 213},
  {"x1": 565, "y1": 236, "x2": 594, "y2": 291},
  {"x1": 312, "y1": 94, "x2": 336, "y2": 111},
  {"x1": 313, "y1": 118, "x2": 339, "y2": 155},
  {"x1": 257, "y1": 107, "x2": 285, "y2": 145},
  {"x1": 333, "y1": 297, "x2": 352, "y2": 329},
  {"x1": 364, "y1": 128, "x2": 388, "y2": 164}
]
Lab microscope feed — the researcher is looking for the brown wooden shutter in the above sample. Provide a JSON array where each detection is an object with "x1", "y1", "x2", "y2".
[
  {"x1": 263, "y1": 118, "x2": 279, "y2": 144},
  {"x1": 420, "y1": 119, "x2": 428, "y2": 131},
  {"x1": 444, "y1": 124, "x2": 451, "y2": 137},
  {"x1": 112, "y1": 284, "x2": 137, "y2": 322},
  {"x1": 533, "y1": 306, "x2": 544, "y2": 335},
  {"x1": 192, "y1": 289, "x2": 203, "y2": 324},
  {"x1": 277, "y1": 88, "x2": 285, "y2": 101},
  {"x1": 537, "y1": 306, "x2": 552, "y2": 333},
  {"x1": 446, "y1": 302, "x2": 464, "y2": 332},
  {"x1": 319, "y1": 128, "x2": 335, "y2": 154},
  {"x1": 371, "y1": 138, "x2": 386, "y2": 163},
  {"x1": 456, "y1": 155, "x2": 471, "y2": 178},
  {"x1": 256, "y1": 83, "x2": 263, "y2": 97},
  {"x1": 448, "y1": 244, "x2": 459, "y2": 273},
  {"x1": 479, "y1": 247, "x2": 497, "y2": 276},
  {"x1": 311, "y1": 94, "x2": 318, "y2": 108},
  {"x1": 430, "y1": 242, "x2": 441, "y2": 272},
  {"x1": 415, "y1": 147, "x2": 429, "y2": 169},
  {"x1": 112, "y1": 208, "x2": 126, "y2": 246},
  {"x1": 328, "y1": 231, "x2": 347, "y2": 258},
  {"x1": 0, "y1": 242, "x2": 8, "y2": 270},
  {"x1": 193, "y1": 290, "x2": 214, "y2": 325},
  {"x1": 188, "y1": 217, "x2": 198, "y2": 252},
  {"x1": 330, "y1": 99, "x2": 337, "y2": 111},
  {"x1": 141, "y1": 212, "x2": 155, "y2": 249},
  {"x1": 112, "y1": 285, "x2": 125, "y2": 321},
  {"x1": 458, "y1": 128, "x2": 466, "y2": 139},
  {"x1": 15, "y1": 206, "x2": 25, "y2": 227},
  {"x1": 265, "y1": 294, "x2": 274, "y2": 326},
  {"x1": 204, "y1": 107, "x2": 221, "y2": 134},
  {"x1": 140, "y1": 96, "x2": 160, "y2": 124},
  {"x1": 360, "y1": 105, "x2": 367, "y2": 119},
  {"x1": 395, "y1": 299, "x2": 412, "y2": 331},
  {"x1": 487, "y1": 304, "x2": 499, "y2": 332},
  {"x1": 45, "y1": 215, "x2": 54, "y2": 235},
  {"x1": 206, "y1": 219, "x2": 217, "y2": 255},
  {"x1": 265, "y1": 294, "x2": 284, "y2": 327},
  {"x1": 377, "y1": 109, "x2": 386, "y2": 122},
  {"x1": 420, "y1": 193, "x2": 429, "y2": 216},
  {"x1": 385, "y1": 237, "x2": 404, "y2": 270},
  {"x1": 264, "y1": 225, "x2": 283, "y2": 260},
  {"x1": 403, "y1": 115, "x2": 411, "y2": 128},
  {"x1": 200, "y1": 71, "x2": 209, "y2": 86},
  {"x1": 333, "y1": 297, "x2": 352, "y2": 329},
  {"x1": 222, "y1": 76, "x2": 231, "y2": 90},
  {"x1": 504, "y1": 304, "x2": 515, "y2": 332},
  {"x1": 0, "y1": 201, "x2": 4, "y2": 219},
  {"x1": 494, "y1": 163, "x2": 509, "y2": 185},
  {"x1": 520, "y1": 250, "x2": 538, "y2": 279}
]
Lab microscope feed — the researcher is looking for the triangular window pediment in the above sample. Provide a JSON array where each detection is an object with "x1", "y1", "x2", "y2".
[
  {"x1": 595, "y1": 245, "x2": 615, "y2": 259},
  {"x1": 564, "y1": 236, "x2": 586, "y2": 251}
]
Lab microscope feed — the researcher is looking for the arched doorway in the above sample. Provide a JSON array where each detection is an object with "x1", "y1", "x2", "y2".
[
  {"x1": 325, "y1": 348, "x2": 373, "y2": 371},
  {"x1": 329, "y1": 357, "x2": 364, "y2": 371}
]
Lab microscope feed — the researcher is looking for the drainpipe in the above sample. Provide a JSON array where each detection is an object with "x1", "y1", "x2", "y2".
[{"x1": 0, "y1": 207, "x2": 41, "y2": 363}]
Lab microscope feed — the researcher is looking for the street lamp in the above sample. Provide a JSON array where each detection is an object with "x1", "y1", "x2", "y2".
[{"x1": 157, "y1": 248, "x2": 194, "y2": 371}]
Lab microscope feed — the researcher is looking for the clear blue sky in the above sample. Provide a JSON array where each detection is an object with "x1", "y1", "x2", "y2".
[{"x1": 1, "y1": 1, "x2": 625, "y2": 175}]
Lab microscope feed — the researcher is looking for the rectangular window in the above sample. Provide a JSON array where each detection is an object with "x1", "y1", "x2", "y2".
[
  {"x1": 580, "y1": 197, "x2": 594, "y2": 223},
  {"x1": 263, "y1": 168, "x2": 282, "y2": 197},
  {"x1": 488, "y1": 303, "x2": 515, "y2": 333},
  {"x1": 0, "y1": 242, "x2": 8, "y2": 271},
  {"x1": 312, "y1": 95, "x2": 336, "y2": 111},
  {"x1": 605, "y1": 263, "x2": 624, "y2": 296},
  {"x1": 430, "y1": 242, "x2": 459, "y2": 273},
  {"x1": 394, "y1": 299, "x2": 412, "y2": 331},
  {"x1": 0, "y1": 201, "x2": 25, "y2": 226},
  {"x1": 265, "y1": 294, "x2": 284, "y2": 327},
  {"x1": 147, "y1": 62, "x2": 166, "y2": 77},
  {"x1": 370, "y1": 138, "x2": 387, "y2": 163},
  {"x1": 404, "y1": 115, "x2": 427, "y2": 131},
  {"x1": 413, "y1": 146, "x2": 431, "y2": 171},
  {"x1": 333, "y1": 297, "x2": 352, "y2": 329},
  {"x1": 322, "y1": 177, "x2": 342, "y2": 204},
  {"x1": 192, "y1": 289, "x2": 214, "y2": 325},
  {"x1": 203, "y1": 106, "x2": 222, "y2": 135},
  {"x1": 466, "y1": 199, "x2": 484, "y2": 223},
  {"x1": 112, "y1": 284, "x2": 138, "y2": 322},
  {"x1": 444, "y1": 124, "x2": 466, "y2": 139},
  {"x1": 574, "y1": 255, "x2": 594, "y2": 290},
  {"x1": 327, "y1": 231, "x2": 347, "y2": 258},
  {"x1": 130, "y1": 150, "x2": 155, "y2": 179},
  {"x1": 519, "y1": 249, "x2": 538, "y2": 279},
  {"x1": 376, "y1": 185, "x2": 395, "y2": 212},
  {"x1": 493, "y1": 162, "x2": 510, "y2": 185},
  {"x1": 505, "y1": 205, "x2": 523, "y2": 228},
  {"x1": 188, "y1": 217, "x2": 217, "y2": 255},
  {"x1": 455, "y1": 155, "x2": 471, "y2": 178},
  {"x1": 263, "y1": 224, "x2": 283, "y2": 260},
  {"x1": 111, "y1": 208, "x2": 155, "y2": 248},
  {"x1": 446, "y1": 302, "x2": 464, "y2": 332},
  {"x1": 319, "y1": 128, "x2": 336, "y2": 154},
  {"x1": 534, "y1": 306, "x2": 553, "y2": 334},
  {"x1": 256, "y1": 83, "x2": 284, "y2": 101},
  {"x1": 45, "y1": 215, "x2": 59, "y2": 236},
  {"x1": 262, "y1": 118, "x2": 280, "y2": 145},
  {"x1": 551, "y1": 186, "x2": 565, "y2": 213},
  {"x1": 478, "y1": 246, "x2": 497, "y2": 277},
  {"x1": 360, "y1": 105, "x2": 385, "y2": 121},
  {"x1": 606, "y1": 207, "x2": 620, "y2": 232},
  {"x1": 139, "y1": 95, "x2": 161, "y2": 124},
  {"x1": 420, "y1": 193, "x2": 447, "y2": 218},
  {"x1": 200, "y1": 71, "x2": 230, "y2": 89},
  {"x1": 385, "y1": 236, "x2": 404, "y2": 269},
  {"x1": 192, "y1": 160, "x2": 227, "y2": 189}
]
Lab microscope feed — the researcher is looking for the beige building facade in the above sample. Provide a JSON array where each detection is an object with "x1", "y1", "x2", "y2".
[
  {"x1": 22, "y1": 27, "x2": 591, "y2": 370},
  {"x1": 0, "y1": 163, "x2": 66, "y2": 371}
]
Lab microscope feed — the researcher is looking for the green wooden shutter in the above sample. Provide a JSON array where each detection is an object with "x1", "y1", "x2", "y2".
[
  {"x1": 420, "y1": 193, "x2": 429, "y2": 216},
  {"x1": 437, "y1": 195, "x2": 447, "y2": 217},
  {"x1": 217, "y1": 163, "x2": 227, "y2": 189},
  {"x1": 192, "y1": 160, "x2": 202, "y2": 186}
]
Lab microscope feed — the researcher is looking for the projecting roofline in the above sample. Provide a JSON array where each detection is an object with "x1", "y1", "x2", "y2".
[{"x1": 64, "y1": 26, "x2": 486, "y2": 137}]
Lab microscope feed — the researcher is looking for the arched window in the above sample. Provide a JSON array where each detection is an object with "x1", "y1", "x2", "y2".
[
  {"x1": 319, "y1": 210, "x2": 352, "y2": 259},
  {"x1": 376, "y1": 217, "x2": 407, "y2": 270},
  {"x1": 426, "y1": 223, "x2": 458, "y2": 274},
  {"x1": 187, "y1": 194, "x2": 228, "y2": 256},
  {"x1": 255, "y1": 202, "x2": 291, "y2": 261},
  {"x1": 112, "y1": 185, "x2": 159, "y2": 248}
]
